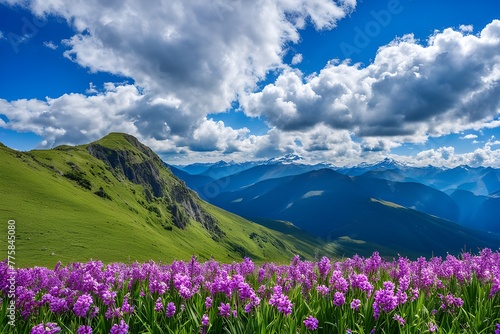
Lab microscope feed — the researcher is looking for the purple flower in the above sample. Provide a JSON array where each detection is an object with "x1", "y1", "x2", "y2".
[
  {"x1": 317, "y1": 256, "x2": 331, "y2": 279},
  {"x1": 372, "y1": 282, "x2": 398, "y2": 320},
  {"x1": 205, "y1": 296, "x2": 212, "y2": 309},
  {"x1": 218, "y1": 302, "x2": 231, "y2": 318},
  {"x1": 30, "y1": 322, "x2": 61, "y2": 334},
  {"x1": 121, "y1": 295, "x2": 134, "y2": 314},
  {"x1": 333, "y1": 291, "x2": 345, "y2": 307},
  {"x1": 31, "y1": 325, "x2": 44, "y2": 334},
  {"x1": 166, "y1": 302, "x2": 176, "y2": 318},
  {"x1": 439, "y1": 293, "x2": 464, "y2": 311},
  {"x1": 316, "y1": 285, "x2": 329, "y2": 296},
  {"x1": 495, "y1": 324, "x2": 500, "y2": 334},
  {"x1": 330, "y1": 270, "x2": 348, "y2": 293},
  {"x1": 101, "y1": 290, "x2": 117, "y2": 306},
  {"x1": 49, "y1": 296, "x2": 69, "y2": 314},
  {"x1": 409, "y1": 287, "x2": 419, "y2": 301},
  {"x1": 350, "y1": 299, "x2": 361, "y2": 311},
  {"x1": 490, "y1": 276, "x2": 500, "y2": 298},
  {"x1": 173, "y1": 273, "x2": 191, "y2": 290},
  {"x1": 202, "y1": 314, "x2": 209, "y2": 326},
  {"x1": 155, "y1": 297, "x2": 163, "y2": 312},
  {"x1": 269, "y1": 285, "x2": 293, "y2": 316},
  {"x1": 110, "y1": 319, "x2": 129, "y2": 334},
  {"x1": 178, "y1": 285, "x2": 192, "y2": 299},
  {"x1": 105, "y1": 306, "x2": 121, "y2": 319},
  {"x1": 429, "y1": 322, "x2": 438, "y2": 332},
  {"x1": 393, "y1": 314, "x2": 405, "y2": 326},
  {"x1": 350, "y1": 273, "x2": 373, "y2": 296},
  {"x1": 77, "y1": 325, "x2": 93, "y2": 334},
  {"x1": 149, "y1": 279, "x2": 167, "y2": 295},
  {"x1": 303, "y1": 315, "x2": 319, "y2": 331},
  {"x1": 237, "y1": 282, "x2": 255, "y2": 301},
  {"x1": 73, "y1": 293, "x2": 93, "y2": 317}
]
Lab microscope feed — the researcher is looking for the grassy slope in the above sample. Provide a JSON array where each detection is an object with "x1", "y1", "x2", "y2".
[{"x1": 0, "y1": 135, "x2": 339, "y2": 268}]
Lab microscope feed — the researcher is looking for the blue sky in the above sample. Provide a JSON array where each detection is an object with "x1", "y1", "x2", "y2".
[{"x1": 1, "y1": 0, "x2": 500, "y2": 167}]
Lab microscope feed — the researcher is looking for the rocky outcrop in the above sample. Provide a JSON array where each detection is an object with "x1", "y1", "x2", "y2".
[
  {"x1": 86, "y1": 133, "x2": 223, "y2": 239},
  {"x1": 87, "y1": 143, "x2": 164, "y2": 198},
  {"x1": 170, "y1": 184, "x2": 225, "y2": 240}
]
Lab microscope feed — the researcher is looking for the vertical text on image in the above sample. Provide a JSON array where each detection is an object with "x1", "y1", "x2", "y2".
[{"x1": 7, "y1": 219, "x2": 16, "y2": 327}]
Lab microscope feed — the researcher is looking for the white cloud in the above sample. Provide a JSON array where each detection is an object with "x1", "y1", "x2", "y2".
[
  {"x1": 460, "y1": 134, "x2": 478, "y2": 140},
  {"x1": 0, "y1": 31, "x2": 5, "y2": 40},
  {"x1": 0, "y1": 84, "x2": 263, "y2": 159},
  {"x1": 189, "y1": 119, "x2": 250, "y2": 153},
  {"x1": 413, "y1": 145, "x2": 500, "y2": 168},
  {"x1": 0, "y1": 0, "x2": 356, "y2": 152},
  {"x1": 0, "y1": 84, "x2": 142, "y2": 147},
  {"x1": 459, "y1": 24, "x2": 473, "y2": 33},
  {"x1": 7, "y1": 0, "x2": 355, "y2": 117},
  {"x1": 85, "y1": 82, "x2": 98, "y2": 94},
  {"x1": 242, "y1": 20, "x2": 500, "y2": 151},
  {"x1": 43, "y1": 40, "x2": 58, "y2": 49},
  {"x1": 291, "y1": 53, "x2": 303, "y2": 65}
]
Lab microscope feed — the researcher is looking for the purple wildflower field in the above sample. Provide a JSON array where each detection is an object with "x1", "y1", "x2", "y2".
[{"x1": 1, "y1": 249, "x2": 500, "y2": 333}]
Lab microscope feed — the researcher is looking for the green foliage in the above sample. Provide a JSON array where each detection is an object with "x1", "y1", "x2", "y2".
[
  {"x1": 63, "y1": 168, "x2": 92, "y2": 190},
  {"x1": 94, "y1": 186, "x2": 112, "y2": 200}
]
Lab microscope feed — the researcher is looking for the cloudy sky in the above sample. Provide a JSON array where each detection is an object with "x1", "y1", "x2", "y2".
[{"x1": 1, "y1": 0, "x2": 500, "y2": 167}]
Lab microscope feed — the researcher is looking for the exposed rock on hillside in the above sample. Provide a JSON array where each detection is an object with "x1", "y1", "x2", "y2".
[{"x1": 87, "y1": 133, "x2": 223, "y2": 238}]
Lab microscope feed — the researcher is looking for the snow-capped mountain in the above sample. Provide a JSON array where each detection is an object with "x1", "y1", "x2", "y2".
[{"x1": 264, "y1": 154, "x2": 306, "y2": 165}]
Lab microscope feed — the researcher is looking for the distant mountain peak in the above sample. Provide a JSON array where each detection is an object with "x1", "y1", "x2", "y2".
[
  {"x1": 266, "y1": 153, "x2": 305, "y2": 164},
  {"x1": 375, "y1": 157, "x2": 408, "y2": 169},
  {"x1": 213, "y1": 160, "x2": 231, "y2": 167},
  {"x1": 355, "y1": 157, "x2": 410, "y2": 171}
]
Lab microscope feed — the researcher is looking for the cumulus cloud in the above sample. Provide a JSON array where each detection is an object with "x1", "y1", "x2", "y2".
[
  {"x1": 189, "y1": 119, "x2": 250, "y2": 153},
  {"x1": 9, "y1": 0, "x2": 354, "y2": 116},
  {"x1": 242, "y1": 20, "x2": 500, "y2": 150},
  {"x1": 0, "y1": 82, "x2": 272, "y2": 159},
  {"x1": 0, "y1": 84, "x2": 142, "y2": 147},
  {"x1": 413, "y1": 145, "x2": 500, "y2": 168},
  {"x1": 0, "y1": 0, "x2": 356, "y2": 156},
  {"x1": 459, "y1": 24, "x2": 473, "y2": 33}
]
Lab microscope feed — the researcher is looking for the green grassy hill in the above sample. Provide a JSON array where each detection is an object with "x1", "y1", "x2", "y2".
[{"x1": 0, "y1": 133, "x2": 336, "y2": 268}]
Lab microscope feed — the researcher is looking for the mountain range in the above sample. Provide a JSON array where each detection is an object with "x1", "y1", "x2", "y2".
[
  {"x1": 171, "y1": 155, "x2": 500, "y2": 257},
  {"x1": 2, "y1": 134, "x2": 499, "y2": 268}
]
